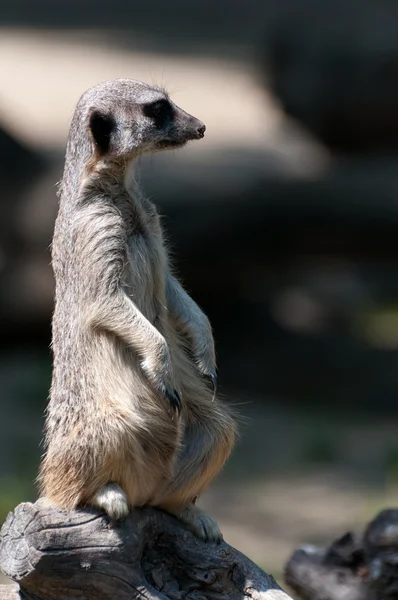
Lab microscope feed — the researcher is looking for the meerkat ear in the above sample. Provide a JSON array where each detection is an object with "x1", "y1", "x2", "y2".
[{"x1": 88, "y1": 110, "x2": 116, "y2": 154}]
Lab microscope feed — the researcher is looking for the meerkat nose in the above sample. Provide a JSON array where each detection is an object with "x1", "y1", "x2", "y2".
[{"x1": 196, "y1": 123, "x2": 206, "y2": 138}]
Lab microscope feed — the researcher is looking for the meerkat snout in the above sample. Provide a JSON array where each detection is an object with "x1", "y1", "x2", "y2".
[
  {"x1": 177, "y1": 117, "x2": 206, "y2": 142},
  {"x1": 151, "y1": 102, "x2": 206, "y2": 149},
  {"x1": 195, "y1": 123, "x2": 206, "y2": 139}
]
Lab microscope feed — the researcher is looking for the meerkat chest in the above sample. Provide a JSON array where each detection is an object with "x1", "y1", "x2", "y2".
[{"x1": 125, "y1": 212, "x2": 168, "y2": 322}]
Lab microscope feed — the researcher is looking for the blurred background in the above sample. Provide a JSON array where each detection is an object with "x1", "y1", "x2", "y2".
[{"x1": 1, "y1": 0, "x2": 398, "y2": 591}]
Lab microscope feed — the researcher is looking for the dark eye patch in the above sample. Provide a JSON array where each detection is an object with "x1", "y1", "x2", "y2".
[{"x1": 143, "y1": 99, "x2": 174, "y2": 128}]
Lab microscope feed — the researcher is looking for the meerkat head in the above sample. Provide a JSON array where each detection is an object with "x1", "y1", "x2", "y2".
[{"x1": 76, "y1": 78, "x2": 205, "y2": 163}]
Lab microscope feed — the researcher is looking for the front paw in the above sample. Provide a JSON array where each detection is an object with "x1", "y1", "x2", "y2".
[
  {"x1": 208, "y1": 372, "x2": 218, "y2": 400},
  {"x1": 141, "y1": 339, "x2": 181, "y2": 416},
  {"x1": 195, "y1": 360, "x2": 218, "y2": 400},
  {"x1": 190, "y1": 510, "x2": 223, "y2": 543},
  {"x1": 164, "y1": 388, "x2": 182, "y2": 415},
  {"x1": 173, "y1": 505, "x2": 223, "y2": 543},
  {"x1": 192, "y1": 330, "x2": 217, "y2": 399}
]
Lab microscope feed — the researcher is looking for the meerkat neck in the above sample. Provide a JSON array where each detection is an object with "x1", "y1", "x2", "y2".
[
  {"x1": 123, "y1": 159, "x2": 145, "y2": 204},
  {"x1": 59, "y1": 117, "x2": 92, "y2": 203}
]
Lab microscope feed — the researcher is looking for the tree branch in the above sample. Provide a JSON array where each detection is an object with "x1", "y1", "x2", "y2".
[
  {"x1": 284, "y1": 508, "x2": 398, "y2": 600},
  {"x1": 0, "y1": 500, "x2": 292, "y2": 600}
]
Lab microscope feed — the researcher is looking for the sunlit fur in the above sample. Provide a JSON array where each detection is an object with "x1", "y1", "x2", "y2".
[{"x1": 38, "y1": 79, "x2": 237, "y2": 541}]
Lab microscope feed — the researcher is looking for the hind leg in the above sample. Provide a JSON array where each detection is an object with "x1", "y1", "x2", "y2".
[
  {"x1": 165, "y1": 503, "x2": 222, "y2": 542},
  {"x1": 92, "y1": 482, "x2": 129, "y2": 521},
  {"x1": 153, "y1": 401, "x2": 236, "y2": 542}
]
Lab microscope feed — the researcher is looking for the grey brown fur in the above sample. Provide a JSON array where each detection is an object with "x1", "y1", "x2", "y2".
[{"x1": 38, "y1": 79, "x2": 237, "y2": 541}]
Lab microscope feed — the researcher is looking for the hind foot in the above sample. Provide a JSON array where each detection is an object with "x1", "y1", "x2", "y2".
[
  {"x1": 92, "y1": 483, "x2": 129, "y2": 520},
  {"x1": 165, "y1": 503, "x2": 223, "y2": 543}
]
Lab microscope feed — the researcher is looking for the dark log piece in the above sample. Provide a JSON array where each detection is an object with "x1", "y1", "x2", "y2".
[
  {"x1": 284, "y1": 508, "x2": 398, "y2": 600},
  {"x1": 284, "y1": 534, "x2": 367, "y2": 600},
  {"x1": 0, "y1": 500, "x2": 292, "y2": 600}
]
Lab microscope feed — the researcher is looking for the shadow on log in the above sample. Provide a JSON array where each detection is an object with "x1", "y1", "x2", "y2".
[
  {"x1": 0, "y1": 500, "x2": 292, "y2": 600},
  {"x1": 284, "y1": 508, "x2": 398, "y2": 600}
]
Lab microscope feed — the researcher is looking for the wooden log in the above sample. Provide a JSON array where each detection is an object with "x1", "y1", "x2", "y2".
[
  {"x1": 0, "y1": 585, "x2": 21, "y2": 600},
  {"x1": 284, "y1": 508, "x2": 398, "y2": 600},
  {"x1": 0, "y1": 499, "x2": 292, "y2": 600},
  {"x1": 284, "y1": 535, "x2": 367, "y2": 600}
]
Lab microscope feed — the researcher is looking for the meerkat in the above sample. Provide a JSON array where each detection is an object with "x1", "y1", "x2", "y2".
[{"x1": 38, "y1": 78, "x2": 237, "y2": 541}]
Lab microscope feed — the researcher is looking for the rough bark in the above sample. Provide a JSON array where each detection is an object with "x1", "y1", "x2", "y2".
[
  {"x1": 284, "y1": 508, "x2": 398, "y2": 600},
  {"x1": 0, "y1": 499, "x2": 292, "y2": 600},
  {"x1": 0, "y1": 585, "x2": 21, "y2": 600}
]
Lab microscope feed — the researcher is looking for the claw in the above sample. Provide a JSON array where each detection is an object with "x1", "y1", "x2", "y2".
[
  {"x1": 209, "y1": 372, "x2": 217, "y2": 401},
  {"x1": 165, "y1": 388, "x2": 182, "y2": 417}
]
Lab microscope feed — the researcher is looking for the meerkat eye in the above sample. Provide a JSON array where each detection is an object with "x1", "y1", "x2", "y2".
[
  {"x1": 89, "y1": 110, "x2": 116, "y2": 154},
  {"x1": 143, "y1": 99, "x2": 174, "y2": 128}
]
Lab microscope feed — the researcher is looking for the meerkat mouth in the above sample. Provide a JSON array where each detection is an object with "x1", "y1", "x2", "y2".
[{"x1": 156, "y1": 139, "x2": 188, "y2": 149}]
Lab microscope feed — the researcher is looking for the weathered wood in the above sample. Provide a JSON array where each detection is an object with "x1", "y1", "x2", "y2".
[
  {"x1": 284, "y1": 536, "x2": 367, "y2": 600},
  {"x1": 284, "y1": 508, "x2": 398, "y2": 600},
  {"x1": 0, "y1": 585, "x2": 21, "y2": 600},
  {"x1": 0, "y1": 500, "x2": 292, "y2": 600}
]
